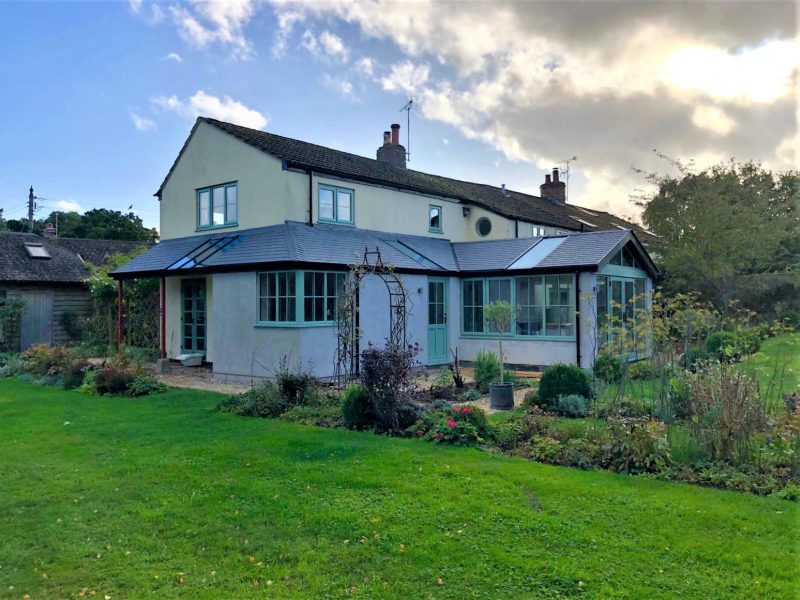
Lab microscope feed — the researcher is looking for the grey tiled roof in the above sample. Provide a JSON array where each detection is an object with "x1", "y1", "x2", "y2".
[
  {"x1": 112, "y1": 222, "x2": 656, "y2": 278},
  {"x1": 158, "y1": 117, "x2": 657, "y2": 239},
  {"x1": 535, "y1": 230, "x2": 629, "y2": 268},
  {"x1": 452, "y1": 238, "x2": 539, "y2": 272},
  {"x1": 0, "y1": 233, "x2": 144, "y2": 284}
]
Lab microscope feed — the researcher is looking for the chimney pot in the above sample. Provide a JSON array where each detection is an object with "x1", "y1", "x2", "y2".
[
  {"x1": 377, "y1": 124, "x2": 406, "y2": 169},
  {"x1": 540, "y1": 169, "x2": 566, "y2": 204}
]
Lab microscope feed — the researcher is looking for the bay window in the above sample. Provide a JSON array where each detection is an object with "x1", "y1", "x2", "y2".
[{"x1": 258, "y1": 270, "x2": 347, "y2": 325}]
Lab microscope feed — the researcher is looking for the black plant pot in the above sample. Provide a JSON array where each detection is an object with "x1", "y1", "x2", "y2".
[{"x1": 489, "y1": 382, "x2": 515, "y2": 410}]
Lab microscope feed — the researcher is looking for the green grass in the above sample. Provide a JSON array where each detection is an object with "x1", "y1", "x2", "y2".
[
  {"x1": 601, "y1": 333, "x2": 799, "y2": 408},
  {"x1": 0, "y1": 381, "x2": 797, "y2": 599},
  {"x1": 741, "y1": 333, "x2": 800, "y2": 405}
]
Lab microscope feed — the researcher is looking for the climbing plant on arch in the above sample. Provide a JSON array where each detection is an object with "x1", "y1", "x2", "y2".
[{"x1": 334, "y1": 247, "x2": 408, "y2": 385}]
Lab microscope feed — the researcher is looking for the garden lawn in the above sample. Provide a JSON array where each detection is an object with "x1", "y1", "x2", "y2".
[
  {"x1": 0, "y1": 381, "x2": 797, "y2": 599},
  {"x1": 601, "y1": 332, "x2": 799, "y2": 408}
]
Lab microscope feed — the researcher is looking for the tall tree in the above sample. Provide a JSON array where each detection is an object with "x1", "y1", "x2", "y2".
[{"x1": 640, "y1": 159, "x2": 799, "y2": 314}]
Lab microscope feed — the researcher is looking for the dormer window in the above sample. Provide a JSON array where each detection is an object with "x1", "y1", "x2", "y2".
[
  {"x1": 24, "y1": 243, "x2": 50, "y2": 259},
  {"x1": 319, "y1": 184, "x2": 354, "y2": 225}
]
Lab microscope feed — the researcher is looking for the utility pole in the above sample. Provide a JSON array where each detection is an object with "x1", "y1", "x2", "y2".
[{"x1": 28, "y1": 186, "x2": 35, "y2": 233}]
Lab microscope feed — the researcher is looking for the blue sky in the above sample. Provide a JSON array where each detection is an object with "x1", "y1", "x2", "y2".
[{"x1": 1, "y1": 1, "x2": 796, "y2": 230}]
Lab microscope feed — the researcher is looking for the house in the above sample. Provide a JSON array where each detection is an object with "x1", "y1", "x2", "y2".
[
  {"x1": 0, "y1": 231, "x2": 145, "y2": 350},
  {"x1": 112, "y1": 117, "x2": 657, "y2": 382}
]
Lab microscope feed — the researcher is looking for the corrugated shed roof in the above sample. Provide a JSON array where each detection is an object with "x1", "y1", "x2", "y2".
[{"x1": 158, "y1": 117, "x2": 657, "y2": 239}]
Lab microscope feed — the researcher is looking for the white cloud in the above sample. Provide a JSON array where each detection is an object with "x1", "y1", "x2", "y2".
[
  {"x1": 129, "y1": 0, "x2": 164, "y2": 24},
  {"x1": 151, "y1": 90, "x2": 267, "y2": 129},
  {"x1": 380, "y1": 60, "x2": 430, "y2": 94},
  {"x1": 300, "y1": 29, "x2": 317, "y2": 55},
  {"x1": 692, "y1": 105, "x2": 735, "y2": 136},
  {"x1": 661, "y1": 39, "x2": 800, "y2": 104},
  {"x1": 319, "y1": 30, "x2": 349, "y2": 62},
  {"x1": 272, "y1": 10, "x2": 304, "y2": 57},
  {"x1": 130, "y1": 112, "x2": 157, "y2": 132},
  {"x1": 162, "y1": 52, "x2": 183, "y2": 63},
  {"x1": 55, "y1": 199, "x2": 82, "y2": 212},
  {"x1": 442, "y1": 137, "x2": 449, "y2": 146},
  {"x1": 168, "y1": 0, "x2": 256, "y2": 59},
  {"x1": 321, "y1": 73, "x2": 357, "y2": 101},
  {"x1": 355, "y1": 57, "x2": 374, "y2": 77}
]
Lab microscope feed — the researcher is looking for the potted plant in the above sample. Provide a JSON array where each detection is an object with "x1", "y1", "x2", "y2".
[{"x1": 484, "y1": 300, "x2": 517, "y2": 410}]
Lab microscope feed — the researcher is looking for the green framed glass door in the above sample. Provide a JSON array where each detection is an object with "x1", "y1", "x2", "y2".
[
  {"x1": 181, "y1": 278, "x2": 206, "y2": 354},
  {"x1": 427, "y1": 278, "x2": 448, "y2": 365}
]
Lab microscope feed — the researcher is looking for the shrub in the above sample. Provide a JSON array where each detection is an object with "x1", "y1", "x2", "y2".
[
  {"x1": 538, "y1": 364, "x2": 593, "y2": 410},
  {"x1": 453, "y1": 404, "x2": 489, "y2": 439},
  {"x1": 491, "y1": 419, "x2": 527, "y2": 451},
  {"x1": 473, "y1": 349, "x2": 500, "y2": 392},
  {"x1": 0, "y1": 352, "x2": 23, "y2": 378},
  {"x1": 665, "y1": 370, "x2": 693, "y2": 420},
  {"x1": 460, "y1": 389, "x2": 482, "y2": 403},
  {"x1": 360, "y1": 342, "x2": 421, "y2": 432},
  {"x1": 94, "y1": 366, "x2": 136, "y2": 395},
  {"x1": 773, "y1": 484, "x2": 800, "y2": 502},
  {"x1": 127, "y1": 373, "x2": 166, "y2": 397},
  {"x1": 410, "y1": 405, "x2": 487, "y2": 446},
  {"x1": 557, "y1": 394, "x2": 589, "y2": 418},
  {"x1": 593, "y1": 353, "x2": 623, "y2": 384},
  {"x1": 705, "y1": 328, "x2": 761, "y2": 362},
  {"x1": 341, "y1": 384, "x2": 374, "y2": 430},
  {"x1": 595, "y1": 396, "x2": 649, "y2": 419},
  {"x1": 281, "y1": 391, "x2": 344, "y2": 428},
  {"x1": 77, "y1": 370, "x2": 96, "y2": 394},
  {"x1": 21, "y1": 344, "x2": 79, "y2": 377},
  {"x1": 275, "y1": 357, "x2": 316, "y2": 406},
  {"x1": 682, "y1": 346, "x2": 708, "y2": 371},
  {"x1": 218, "y1": 383, "x2": 285, "y2": 418},
  {"x1": 778, "y1": 310, "x2": 800, "y2": 331},
  {"x1": 628, "y1": 361, "x2": 654, "y2": 380},
  {"x1": 522, "y1": 388, "x2": 539, "y2": 408},
  {"x1": 599, "y1": 417, "x2": 671, "y2": 474},
  {"x1": 687, "y1": 363, "x2": 766, "y2": 464}
]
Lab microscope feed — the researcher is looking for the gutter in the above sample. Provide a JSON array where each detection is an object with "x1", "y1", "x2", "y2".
[{"x1": 575, "y1": 271, "x2": 581, "y2": 367}]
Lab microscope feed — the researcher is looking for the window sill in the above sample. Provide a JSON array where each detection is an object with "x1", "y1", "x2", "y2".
[
  {"x1": 255, "y1": 321, "x2": 336, "y2": 329},
  {"x1": 317, "y1": 219, "x2": 355, "y2": 227},
  {"x1": 428, "y1": 228, "x2": 443, "y2": 234},
  {"x1": 459, "y1": 333, "x2": 576, "y2": 342},
  {"x1": 196, "y1": 222, "x2": 239, "y2": 232}
]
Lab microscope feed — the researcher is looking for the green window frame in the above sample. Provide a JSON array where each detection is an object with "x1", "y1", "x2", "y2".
[
  {"x1": 258, "y1": 272, "x2": 297, "y2": 323},
  {"x1": 462, "y1": 279, "x2": 484, "y2": 334},
  {"x1": 257, "y1": 270, "x2": 348, "y2": 326},
  {"x1": 461, "y1": 274, "x2": 576, "y2": 339},
  {"x1": 428, "y1": 204, "x2": 442, "y2": 233},
  {"x1": 318, "y1": 184, "x2": 354, "y2": 225},
  {"x1": 303, "y1": 272, "x2": 347, "y2": 323},
  {"x1": 596, "y1": 275, "x2": 648, "y2": 348},
  {"x1": 197, "y1": 182, "x2": 238, "y2": 230}
]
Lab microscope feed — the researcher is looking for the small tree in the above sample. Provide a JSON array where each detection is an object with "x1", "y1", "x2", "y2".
[{"x1": 484, "y1": 300, "x2": 516, "y2": 384}]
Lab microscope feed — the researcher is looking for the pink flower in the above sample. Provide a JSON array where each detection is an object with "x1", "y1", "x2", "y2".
[
  {"x1": 447, "y1": 420, "x2": 458, "y2": 428},
  {"x1": 453, "y1": 406, "x2": 461, "y2": 413},
  {"x1": 462, "y1": 407, "x2": 471, "y2": 414}
]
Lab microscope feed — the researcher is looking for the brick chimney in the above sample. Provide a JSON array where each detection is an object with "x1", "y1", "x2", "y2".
[
  {"x1": 540, "y1": 168, "x2": 566, "y2": 204},
  {"x1": 376, "y1": 123, "x2": 406, "y2": 169},
  {"x1": 42, "y1": 222, "x2": 56, "y2": 238}
]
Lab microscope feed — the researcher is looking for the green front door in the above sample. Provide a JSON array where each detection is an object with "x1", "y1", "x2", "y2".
[
  {"x1": 181, "y1": 278, "x2": 206, "y2": 355},
  {"x1": 427, "y1": 278, "x2": 448, "y2": 365}
]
